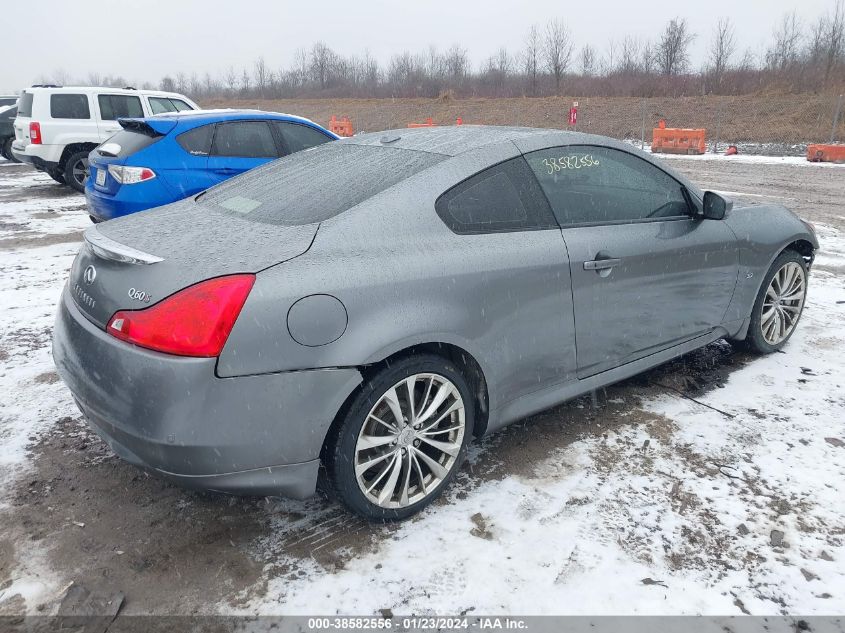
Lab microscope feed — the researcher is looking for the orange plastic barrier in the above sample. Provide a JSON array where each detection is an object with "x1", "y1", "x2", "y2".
[
  {"x1": 652, "y1": 127, "x2": 706, "y2": 155},
  {"x1": 328, "y1": 116, "x2": 354, "y2": 137},
  {"x1": 807, "y1": 143, "x2": 845, "y2": 163}
]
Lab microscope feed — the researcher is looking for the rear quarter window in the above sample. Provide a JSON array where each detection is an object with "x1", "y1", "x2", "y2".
[
  {"x1": 177, "y1": 124, "x2": 214, "y2": 156},
  {"x1": 203, "y1": 143, "x2": 443, "y2": 225},
  {"x1": 435, "y1": 157, "x2": 558, "y2": 234},
  {"x1": 50, "y1": 94, "x2": 90, "y2": 119}
]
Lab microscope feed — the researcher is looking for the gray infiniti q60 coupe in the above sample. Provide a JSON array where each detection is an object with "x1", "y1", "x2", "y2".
[{"x1": 54, "y1": 126, "x2": 818, "y2": 520}]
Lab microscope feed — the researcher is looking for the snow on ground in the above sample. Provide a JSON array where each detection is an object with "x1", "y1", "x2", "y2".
[
  {"x1": 0, "y1": 168, "x2": 86, "y2": 498},
  {"x1": 238, "y1": 263, "x2": 845, "y2": 615},
  {"x1": 653, "y1": 151, "x2": 845, "y2": 168}
]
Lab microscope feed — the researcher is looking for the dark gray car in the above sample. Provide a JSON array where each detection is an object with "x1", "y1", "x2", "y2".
[{"x1": 53, "y1": 126, "x2": 818, "y2": 520}]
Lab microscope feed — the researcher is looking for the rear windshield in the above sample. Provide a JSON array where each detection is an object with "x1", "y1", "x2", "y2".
[
  {"x1": 18, "y1": 93, "x2": 33, "y2": 117},
  {"x1": 203, "y1": 143, "x2": 444, "y2": 225},
  {"x1": 101, "y1": 128, "x2": 161, "y2": 157}
]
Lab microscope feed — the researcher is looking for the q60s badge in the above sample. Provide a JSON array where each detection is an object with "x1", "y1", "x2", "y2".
[{"x1": 128, "y1": 288, "x2": 152, "y2": 303}]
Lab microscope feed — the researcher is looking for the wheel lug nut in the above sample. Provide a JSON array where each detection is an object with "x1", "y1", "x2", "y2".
[{"x1": 414, "y1": 439, "x2": 420, "y2": 447}]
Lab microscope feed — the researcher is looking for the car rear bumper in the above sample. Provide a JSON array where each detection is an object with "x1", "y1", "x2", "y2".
[
  {"x1": 53, "y1": 286, "x2": 363, "y2": 498},
  {"x1": 11, "y1": 140, "x2": 60, "y2": 170}
]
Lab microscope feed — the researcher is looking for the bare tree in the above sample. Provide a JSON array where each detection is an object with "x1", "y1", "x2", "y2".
[
  {"x1": 602, "y1": 39, "x2": 617, "y2": 76},
  {"x1": 254, "y1": 57, "x2": 269, "y2": 97},
  {"x1": 619, "y1": 36, "x2": 643, "y2": 75},
  {"x1": 310, "y1": 42, "x2": 334, "y2": 89},
  {"x1": 521, "y1": 24, "x2": 542, "y2": 96},
  {"x1": 239, "y1": 68, "x2": 250, "y2": 95},
  {"x1": 657, "y1": 17, "x2": 695, "y2": 76},
  {"x1": 709, "y1": 17, "x2": 736, "y2": 89},
  {"x1": 765, "y1": 12, "x2": 802, "y2": 71},
  {"x1": 224, "y1": 66, "x2": 238, "y2": 95},
  {"x1": 543, "y1": 18, "x2": 574, "y2": 95},
  {"x1": 641, "y1": 42, "x2": 657, "y2": 75},
  {"x1": 175, "y1": 72, "x2": 188, "y2": 94},
  {"x1": 444, "y1": 44, "x2": 469, "y2": 79},
  {"x1": 160, "y1": 76, "x2": 176, "y2": 92},
  {"x1": 823, "y1": 0, "x2": 844, "y2": 83},
  {"x1": 580, "y1": 44, "x2": 596, "y2": 77}
]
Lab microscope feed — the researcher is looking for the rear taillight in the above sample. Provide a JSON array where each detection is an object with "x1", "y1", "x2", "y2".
[
  {"x1": 108, "y1": 165, "x2": 156, "y2": 184},
  {"x1": 107, "y1": 274, "x2": 255, "y2": 357},
  {"x1": 29, "y1": 122, "x2": 41, "y2": 144}
]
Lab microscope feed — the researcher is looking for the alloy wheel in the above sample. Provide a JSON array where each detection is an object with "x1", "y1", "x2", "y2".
[
  {"x1": 761, "y1": 261, "x2": 806, "y2": 345},
  {"x1": 354, "y1": 373, "x2": 465, "y2": 509},
  {"x1": 72, "y1": 157, "x2": 89, "y2": 186}
]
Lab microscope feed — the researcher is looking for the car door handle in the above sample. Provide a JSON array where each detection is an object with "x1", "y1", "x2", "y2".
[
  {"x1": 213, "y1": 167, "x2": 238, "y2": 174},
  {"x1": 584, "y1": 258, "x2": 621, "y2": 271}
]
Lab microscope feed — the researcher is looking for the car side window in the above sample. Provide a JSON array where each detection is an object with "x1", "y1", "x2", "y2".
[
  {"x1": 149, "y1": 97, "x2": 194, "y2": 114},
  {"x1": 272, "y1": 122, "x2": 332, "y2": 154},
  {"x1": 98, "y1": 95, "x2": 143, "y2": 121},
  {"x1": 211, "y1": 121, "x2": 277, "y2": 158},
  {"x1": 50, "y1": 94, "x2": 90, "y2": 119},
  {"x1": 148, "y1": 97, "x2": 176, "y2": 115},
  {"x1": 525, "y1": 145, "x2": 691, "y2": 226},
  {"x1": 177, "y1": 124, "x2": 214, "y2": 156},
  {"x1": 170, "y1": 99, "x2": 193, "y2": 111},
  {"x1": 435, "y1": 157, "x2": 558, "y2": 235}
]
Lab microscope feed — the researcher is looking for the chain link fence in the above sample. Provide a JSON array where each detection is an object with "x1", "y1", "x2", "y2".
[{"x1": 216, "y1": 93, "x2": 845, "y2": 156}]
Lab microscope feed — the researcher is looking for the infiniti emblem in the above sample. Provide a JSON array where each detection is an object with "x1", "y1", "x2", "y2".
[{"x1": 83, "y1": 265, "x2": 97, "y2": 285}]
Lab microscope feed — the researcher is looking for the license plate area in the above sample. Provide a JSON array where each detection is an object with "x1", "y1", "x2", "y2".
[{"x1": 96, "y1": 169, "x2": 106, "y2": 186}]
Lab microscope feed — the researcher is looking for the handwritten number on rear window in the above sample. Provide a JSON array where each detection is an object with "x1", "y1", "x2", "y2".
[{"x1": 541, "y1": 154, "x2": 600, "y2": 175}]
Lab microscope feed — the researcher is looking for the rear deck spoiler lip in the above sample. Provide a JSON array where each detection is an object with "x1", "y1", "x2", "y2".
[
  {"x1": 118, "y1": 117, "x2": 177, "y2": 136},
  {"x1": 84, "y1": 226, "x2": 164, "y2": 265}
]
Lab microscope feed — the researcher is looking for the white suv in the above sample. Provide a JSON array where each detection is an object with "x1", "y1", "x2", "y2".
[{"x1": 11, "y1": 86, "x2": 199, "y2": 191}]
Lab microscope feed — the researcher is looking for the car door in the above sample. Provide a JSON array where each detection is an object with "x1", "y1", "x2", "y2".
[
  {"x1": 206, "y1": 120, "x2": 279, "y2": 184},
  {"x1": 524, "y1": 145, "x2": 739, "y2": 378},
  {"x1": 96, "y1": 94, "x2": 144, "y2": 140}
]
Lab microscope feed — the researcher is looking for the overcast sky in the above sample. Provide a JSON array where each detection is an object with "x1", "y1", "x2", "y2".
[{"x1": 2, "y1": 0, "x2": 838, "y2": 93}]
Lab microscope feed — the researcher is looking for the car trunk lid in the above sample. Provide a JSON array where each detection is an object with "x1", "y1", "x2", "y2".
[{"x1": 70, "y1": 198, "x2": 318, "y2": 328}]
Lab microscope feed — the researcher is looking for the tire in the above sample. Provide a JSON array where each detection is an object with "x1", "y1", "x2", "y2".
[
  {"x1": 2, "y1": 137, "x2": 21, "y2": 163},
  {"x1": 324, "y1": 354, "x2": 475, "y2": 521},
  {"x1": 48, "y1": 168, "x2": 66, "y2": 184},
  {"x1": 63, "y1": 151, "x2": 90, "y2": 192},
  {"x1": 737, "y1": 250, "x2": 808, "y2": 354}
]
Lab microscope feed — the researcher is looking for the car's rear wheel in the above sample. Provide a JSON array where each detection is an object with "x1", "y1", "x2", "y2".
[
  {"x1": 324, "y1": 354, "x2": 474, "y2": 521},
  {"x1": 739, "y1": 250, "x2": 808, "y2": 354},
  {"x1": 63, "y1": 151, "x2": 89, "y2": 192},
  {"x1": 2, "y1": 137, "x2": 21, "y2": 163},
  {"x1": 48, "y1": 167, "x2": 66, "y2": 184}
]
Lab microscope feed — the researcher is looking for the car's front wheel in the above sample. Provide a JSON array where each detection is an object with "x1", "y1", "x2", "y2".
[
  {"x1": 63, "y1": 151, "x2": 90, "y2": 192},
  {"x1": 739, "y1": 249, "x2": 809, "y2": 354},
  {"x1": 324, "y1": 354, "x2": 474, "y2": 521}
]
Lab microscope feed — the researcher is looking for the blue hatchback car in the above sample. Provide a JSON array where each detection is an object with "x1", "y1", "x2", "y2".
[{"x1": 85, "y1": 110, "x2": 338, "y2": 221}]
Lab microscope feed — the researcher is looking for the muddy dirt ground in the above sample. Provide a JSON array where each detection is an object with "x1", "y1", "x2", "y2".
[{"x1": 0, "y1": 155, "x2": 843, "y2": 617}]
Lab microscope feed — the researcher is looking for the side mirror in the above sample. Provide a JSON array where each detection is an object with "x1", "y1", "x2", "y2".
[{"x1": 702, "y1": 191, "x2": 732, "y2": 220}]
